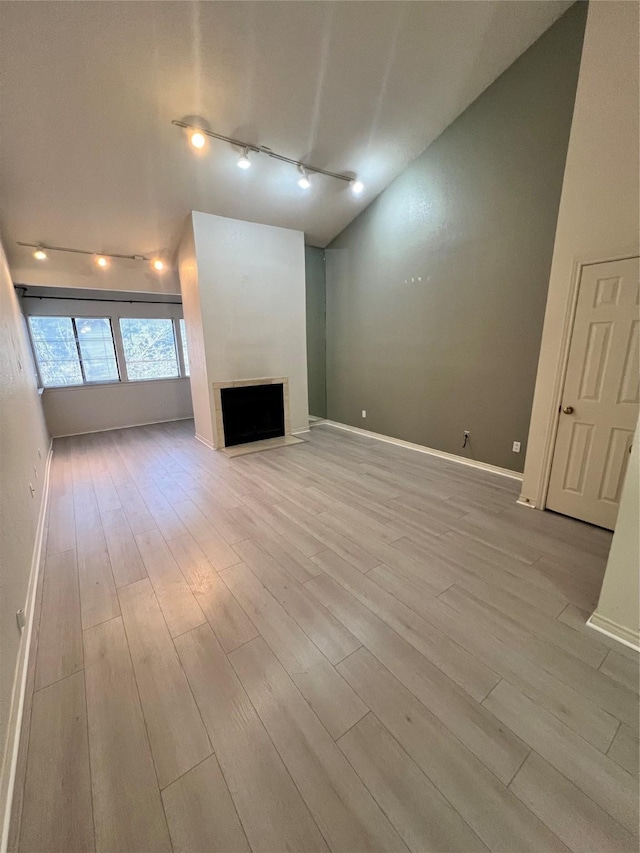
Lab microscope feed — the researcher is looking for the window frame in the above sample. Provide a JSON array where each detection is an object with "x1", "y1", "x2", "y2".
[
  {"x1": 178, "y1": 318, "x2": 189, "y2": 377},
  {"x1": 28, "y1": 315, "x2": 121, "y2": 389},
  {"x1": 26, "y1": 310, "x2": 190, "y2": 391}
]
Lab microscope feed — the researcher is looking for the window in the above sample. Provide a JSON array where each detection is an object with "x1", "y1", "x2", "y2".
[
  {"x1": 29, "y1": 316, "x2": 119, "y2": 387},
  {"x1": 179, "y1": 318, "x2": 190, "y2": 376},
  {"x1": 27, "y1": 310, "x2": 188, "y2": 388},
  {"x1": 75, "y1": 318, "x2": 120, "y2": 383},
  {"x1": 119, "y1": 318, "x2": 179, "y2": 381}
]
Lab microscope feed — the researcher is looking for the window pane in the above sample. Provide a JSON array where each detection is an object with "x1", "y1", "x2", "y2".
[
  {"x1": 28, "y1": 316, "x2": 82, "y2": 387},
  {"x1": 75, "y1": 318, "x2": 119, "y2": 383},
  {"x1": 119, "y1": 318, "x2": 179, "y2": 381},
  {"x1": 179, "y1": 318, "x2": 190, "y2": 376}
]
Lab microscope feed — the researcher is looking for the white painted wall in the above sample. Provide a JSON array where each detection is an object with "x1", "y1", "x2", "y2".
[
  {"x1": 521, "y1": 1, "x2": 640, "y2": 506},
  {"x1": 0, "y1": 239, "x2": 50, "y2": 841},
  {"x1": 41, "y1": 378, "x2": 192, "y2": 437},
  {"x1": 590, "y1": 418, "x2": 640, "y2": 648},
  {"x1": 181, "y1": 212, "x2": 308, "y2": 446},
  {"x1": 178, "y1": 219, "x2": 214, "y2": 447},
  {"x1": 21, "y1": 296, "x2": 193, "y2": 437}
]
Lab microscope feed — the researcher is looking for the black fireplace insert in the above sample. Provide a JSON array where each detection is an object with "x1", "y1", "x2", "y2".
[{"x1": 220, "y1": 383, "x2": 285, "y2": 447}]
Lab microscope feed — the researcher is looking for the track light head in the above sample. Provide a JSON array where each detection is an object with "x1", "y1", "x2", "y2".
[
  {"x1": 95, "y1": 255, "x2": 109, "y2": 269},
  {"x1": 237, "y1": 148, "x2": 251, "y2": 170},
  {"x1": 189, "y1": 130, "x2": 206, "y2": 150},
  {"x1": 33, "y1": 249, "x2": 47, "y2": 260},
  {"x1": 297, "y1": 167, "x2": 311, "y2": 190},
  {"x1": 152, "y1": 258, "x2": 165, "y2": 272},
  {"x1": 351, "y1": 179, "x2": 364, "y2": 195}
]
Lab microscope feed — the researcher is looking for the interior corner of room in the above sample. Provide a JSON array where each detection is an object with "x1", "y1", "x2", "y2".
[{"x1": 1, "y1": 0, "x2": 638, "y2": 850}]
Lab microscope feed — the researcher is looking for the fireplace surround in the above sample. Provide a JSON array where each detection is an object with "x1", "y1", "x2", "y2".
[{"x1": 212, "y1": 377, "x2": 291, "y2": 449}]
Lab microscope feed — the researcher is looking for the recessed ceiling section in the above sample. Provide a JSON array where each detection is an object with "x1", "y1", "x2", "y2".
[{"x1": 0, "y1": 0, "x2": 572, "y2": 290}]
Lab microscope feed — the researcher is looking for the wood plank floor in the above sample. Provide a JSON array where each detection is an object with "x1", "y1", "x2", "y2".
[{"x1": 9, "y1": 420, "x2": 639, "y2": 853}]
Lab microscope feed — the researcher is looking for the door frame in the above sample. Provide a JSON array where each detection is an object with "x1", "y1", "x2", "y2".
[{"x1": 523, "y1": 250, "x2": 640, "y2": 513}]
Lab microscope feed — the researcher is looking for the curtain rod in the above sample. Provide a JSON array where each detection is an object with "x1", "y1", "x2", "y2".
[{"x1": 17, "y1": 290, "x2": 181, "y2": 307}]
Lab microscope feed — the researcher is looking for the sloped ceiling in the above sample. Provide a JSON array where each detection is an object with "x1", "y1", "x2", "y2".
[{"x1": 0, "y1": 1, "x2": 572, "y2": 291}]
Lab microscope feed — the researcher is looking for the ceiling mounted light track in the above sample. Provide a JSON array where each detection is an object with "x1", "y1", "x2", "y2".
[
  {"x1": 17, "y1": 242, "x2": 168, "y2": 272},
  {"x1": 172, "y1": 119, "x2": 362, "y2": 192}
]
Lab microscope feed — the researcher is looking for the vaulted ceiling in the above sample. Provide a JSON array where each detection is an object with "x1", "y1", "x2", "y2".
[{"x1": 0, "y1": 1, "x2": 572, "y2": 291}]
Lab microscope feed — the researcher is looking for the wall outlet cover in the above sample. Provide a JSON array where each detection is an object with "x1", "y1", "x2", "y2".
[
  {"x1": 361, "y1": 410, "x2": 367, "y2": 418},
  {"x1": 512, "y1": 441, "x2": 521, "y2": 453}
]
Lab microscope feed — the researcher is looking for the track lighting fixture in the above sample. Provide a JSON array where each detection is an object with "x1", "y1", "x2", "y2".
[
  {"x1": 172, "y1": 120, "x2": 362, "y2": 194},
  {"x1": 237, "y1": 148, "x2": 251, "y2": 170},
  {"x1": 297, "y1": 167, "x2": 311, "y2": 190},
  {"x1": 18, "y1": 242, "x2": 170, "y2": 272}
]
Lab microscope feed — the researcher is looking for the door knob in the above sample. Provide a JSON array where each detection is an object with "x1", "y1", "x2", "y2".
[{"x1": 563, "y1": 406, "x2": 574, "y2": 414}]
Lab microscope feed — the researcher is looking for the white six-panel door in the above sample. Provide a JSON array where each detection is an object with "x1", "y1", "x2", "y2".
[{"x1": 547, "y1": 256, "x2": 639, "y2": 529}]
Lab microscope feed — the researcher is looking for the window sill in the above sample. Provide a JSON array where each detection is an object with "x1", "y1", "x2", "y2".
[{"x1": 42, "y1": 376, "x2": 190, "y2": 392}]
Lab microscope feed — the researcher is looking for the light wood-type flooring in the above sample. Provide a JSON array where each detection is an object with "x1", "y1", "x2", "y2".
[{"x1": 9, "y1": 420, "x2": 639, "y2": 853}]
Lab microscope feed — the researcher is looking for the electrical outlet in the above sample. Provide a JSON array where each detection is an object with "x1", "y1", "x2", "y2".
[
  {"x1": 512, "y1": 441, "x2": 521, "y2": 453},
  {"x1": 361, "y1": 410, "x2": 367, "y2": 419}
]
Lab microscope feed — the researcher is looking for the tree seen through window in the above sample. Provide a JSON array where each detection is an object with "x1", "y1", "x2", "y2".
[{"x1": 119, "y1": 318, "x2": 179, "y2": 381}]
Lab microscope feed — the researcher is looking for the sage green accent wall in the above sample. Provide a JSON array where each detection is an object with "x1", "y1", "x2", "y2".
[
  {"x1": 305, "y1": 246, "x2": 327, "y2": 418},
  {"x1": 325, "y1": 3, "x2": 587, "y2": 472}
]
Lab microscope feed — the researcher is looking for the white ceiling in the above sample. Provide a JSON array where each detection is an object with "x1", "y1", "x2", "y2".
[{"x1": 0, "y1": 0, "x2": 572, "y2": 291}]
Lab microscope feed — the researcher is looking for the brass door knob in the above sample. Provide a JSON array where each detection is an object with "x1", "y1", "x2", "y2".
[{"x1": 563, "y1": 406, "x2": 574, "y2": 414}]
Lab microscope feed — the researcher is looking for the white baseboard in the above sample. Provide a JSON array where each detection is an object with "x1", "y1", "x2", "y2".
[
  {"x1": 1, "y1": 442, "x2": 53, "y2": 853},
  {"x1": 194, "y1": 432, "x2": 216, "y2": 450},
  {"x1": 52, "y1": 415, "x2": 193, "y2": 439},
  {"x1": 292, "y1": 427, "x2": 311, "y2": 436},
  {"x1": 516, "y1": 497, "x2": 538, "y2": 509},
  {"x1": 320, "y1": 420, "x2": 523, "y2": 481},
  {"x1": 587, "y1": 611, "x2": 640, "y2": 653}
]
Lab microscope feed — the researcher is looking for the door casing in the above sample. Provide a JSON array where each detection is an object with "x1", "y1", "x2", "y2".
[{"x1": 519, "y1": 251, "x2": 640, "y2": 516}]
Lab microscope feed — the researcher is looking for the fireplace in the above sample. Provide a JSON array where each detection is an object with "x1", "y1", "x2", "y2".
[
  {"x1": 212, "y1": 377, "x2": 291, "y2": 449},
  {"x1": 221, "y1": 382, "x2": 285, "y2": 447}
]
